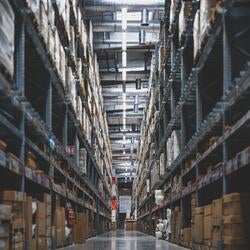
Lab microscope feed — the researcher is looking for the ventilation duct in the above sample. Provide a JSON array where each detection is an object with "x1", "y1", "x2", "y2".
[{"x1": 141, "y1": 9, "x2": 149, "y2": 26}]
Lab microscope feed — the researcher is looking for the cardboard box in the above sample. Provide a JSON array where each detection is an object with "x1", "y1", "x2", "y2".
[
  {"x1": 37, "y1": 217, "x2": 46, "y2": 236},
  {"x1": 125, "y1": 221, "x2": 133, "y2": 231},
  {"x1": 212, "y1": 198, "x2": 222, "y2": 226},
  {"x1": 183, "y1": 228, "x2": 191, "y2": 243},
  {"x1": 36, "y1": 201, "x2": 46, "y2": 218},
  {"x1": 0, "y1": 204, "x2": 12, "y2": 220},
  {"x1": 222, "y1": 193, "x2": 250, "y2": 217},
  {"x1": 29, "y1": 239, "x2": 37, "y2": 250},
  {"x1": 211, "y1": 227, "x2": 221, "y2": 247},
  {"x1": 73, "y1": 213, "x2": 87, "y2": 243},
  {"x1": 204, "y1": 205, "x2": 212, "y2": 241},
  {"x1": 194, "y1": 207, "x2": 204, "y2": 244},
  {"x1": 55, "y1": 207, "x2": 65, "y2": 247},
  {"x1": 25, "y1": 196, "x2": 33, "y2": 240},
  {"x1": 0, "y1": 191, "x2": 26, "y2": 202},
  {"x1": 37, "y1": 236, "x2": 46, "y2": 250},
  {"x1": 222, "y1": 215, "x2": 246, "y2": 238},
  {"x1": 26, "y1": 152, "x2": 38, "y2": 170}
]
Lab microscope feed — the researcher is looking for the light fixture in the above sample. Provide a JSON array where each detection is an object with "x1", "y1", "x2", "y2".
[
  {"x1": 122, "y1": 32, "x2": 127, "y2": 51},
  {"x1": 141, "y1": 8, "x2": 149, "y2": 26},
  {"x1": 122, "y1": 8, "x2": 127, "y2": 30},
  {"x1": 122, "y1": 69, "x2": 126, "y2": 81},
  {"x1": 122, "y1": 51, "x2": 127, "y2": 67},
  {"x1": 134, "y1": 95, "x2": 139, "y2": 113}
]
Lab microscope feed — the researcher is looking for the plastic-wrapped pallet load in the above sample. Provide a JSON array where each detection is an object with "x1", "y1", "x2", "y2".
[
  {"x1": 155, "y1": 190, "x2": 164, "y2": 206},
  {"x1": 179, "y1": 1, "x2": 192, "y2": 41},
  {"x1": 40, "y1": 0, "x2": 49, "y2": 43},
  {"x1": 159, "y1": 153, "x2": 165, "y2": 177},
  {"x1": 172, "y1": 130, "x2": 181, "y2": 161},
  {"x1": 79, "y1": 148, "x2": 87, "y2": 175},
  {"x1": 54, "y1": 29, "x2": 61, "y2": 75},
  {"x1": 193, "y1": 10, "x2": 200, "y2": 60},
  {"x1": 200, "y1": 0, "x2": 220, "y2": 44},
  {"x1": 169, "y1": 0, "x2": 179, "y2": 31},
  {"x1": 0, "y1": 0, "x2": 15, "y2": 78}
]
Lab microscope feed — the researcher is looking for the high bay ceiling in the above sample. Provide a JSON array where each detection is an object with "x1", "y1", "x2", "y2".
[{"x1": 84, "y1": 0, "x2": 164, "y2": 182}]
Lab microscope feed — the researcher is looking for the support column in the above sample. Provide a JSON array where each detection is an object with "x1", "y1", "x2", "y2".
[
  {"x1": 223, "y1": 11, "x2": 232, "y2": 195},
  {"x1": 15, "y1": 20, "x2": 25, "y2": 192}
]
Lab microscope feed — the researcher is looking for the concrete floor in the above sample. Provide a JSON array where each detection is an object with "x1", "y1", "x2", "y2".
[{"x1": 62, "y1": 230, "x2": 188, "y2": 250}]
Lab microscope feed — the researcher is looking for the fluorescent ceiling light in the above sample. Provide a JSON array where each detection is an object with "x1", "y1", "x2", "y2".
[
  {"x1": 122, "y1": 69, "x2": 127, "y2": 81},
  {"x1": 121, "y1": 8, "x2": 127, "y2": 30},
  {"x1": 122, "y1": 32, "x2": 127, "y2": 51},
  {"x1": 116, "y1": 11, "x2": 142, "y2": 21},
  {"x1": 122, "y1": 51, "x2": 127, "y2": 67}
]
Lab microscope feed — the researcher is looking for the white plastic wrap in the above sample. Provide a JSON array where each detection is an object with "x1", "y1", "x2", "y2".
[
  {"x1": 193, "y1": 10, "x2": 200, "y2": 59},
  {"x1": 200, "y1": 0, "x2": 218, "y2": 43},
  {"x1": 169, "y1": 0, "x2": 179, "y2": 31},
  {"x1": 0, "y1": 0, "x2": 15, "y2": 77},
  {"x1": 179, "y1": 1, "x2": 192, "y2": 41},
  {"x1": 79, "y1": 148, "x2": 87, "y2": 175}
]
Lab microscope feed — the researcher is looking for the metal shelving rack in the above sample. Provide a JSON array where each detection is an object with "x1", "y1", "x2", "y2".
[
  {"x1": 135, "y1": 0, "x2": 250, "y2": 245},
  {"x1": 0, "y1": 0, "x2": 112, "y2": 246}
]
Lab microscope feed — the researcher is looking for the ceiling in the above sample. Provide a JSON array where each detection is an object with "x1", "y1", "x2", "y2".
[{"x1": 84, "y1": 0, "x2": 164, "y2": 182}]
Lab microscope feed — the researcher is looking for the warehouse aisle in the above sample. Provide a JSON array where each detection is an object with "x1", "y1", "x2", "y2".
[{"x1": 61, "y1": 230, "x2": 188, "y2": 250}]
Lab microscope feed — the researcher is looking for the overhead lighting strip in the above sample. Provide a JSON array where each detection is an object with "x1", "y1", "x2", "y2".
[{"x1": 121, "y1": 7, "x2": 127, "y2": 147}]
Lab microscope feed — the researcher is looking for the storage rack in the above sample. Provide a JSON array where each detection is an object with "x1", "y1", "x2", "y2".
[
  {"x1": 134, "y1": 0, "x2": 250, "y2": 244},
  {"x1": 0, "y1": 0, "x2": 112, "y2": 243}
]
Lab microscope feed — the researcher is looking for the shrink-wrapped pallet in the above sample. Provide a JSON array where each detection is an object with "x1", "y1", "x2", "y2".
[
  {"x1": 54, "y1": 29, "x2": 60, "y2": 75},
  {"x1": 179, "y1": 1, "x2": 192, "y2": 41},
  {"x1": 39, "y1": 1, "x2": 49, "y2": 43},
  {"x1": 79, "y1": 148, "x2": 87, "y2": 175},
  {"x1": 193, "y1": 10, "x2": 200, "y2": 60},
  {"x1": 0, "y1": 0, "x2": 15, "y2": 78},
  {"x1": 200, "y1": 0, "x2": 220, "y2": 44},
  {"x1": 59, "y1": 45, "x2": 66, "y2": 85},
  {"x1": 169, "y1": 0, "x2": 179, "y2": 31}
]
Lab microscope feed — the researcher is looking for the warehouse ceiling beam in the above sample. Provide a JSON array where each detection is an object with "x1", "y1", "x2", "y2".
[
  {"x1": 92, "y1": 20, "x2": 160, "y2": 33},
  {"x1": 84, "y1": 0, "x2": 165, "y2": 12},
  {"x1": 100, "y1": 71, "x2": 150, "y2": 81}
]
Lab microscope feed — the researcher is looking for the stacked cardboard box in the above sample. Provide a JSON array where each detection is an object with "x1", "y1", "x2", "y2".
[
  {"x1": 0, "y1": 204, "x2": 12, "y2": 250},
  {"x1": 73, "y1": 213, "x2": 87, "y2": 244},
  {"x1": 24, "y1": 196, "x2": 34, "y2": 249},
  {"x1": 34, "y1": 200, "x2": 46, "y2": 250},
  {"x1": 203, "y1": 204, "x2": 212, "y2": 248},
  {"x1": 183, "y1": 228, "x2": 191, "y2": 248},
  {"x1": 194, "y1": 207, "x2": 204, "y2": 245},
  {"x1": 55, "y1": 207, "x2": 65, "y2": 248},
  {"x1": 222, "y1": 193, "x2": 250, "y2": 250},
  {"x1": 211, "y1": 198, "x2": 222, "y2": 249},
  {"x1": 171, "y1": 206, "x2": 181, "y2": 244},
  {"x1": 0, "y1": 191, "x2": 26, "y2": 250}
]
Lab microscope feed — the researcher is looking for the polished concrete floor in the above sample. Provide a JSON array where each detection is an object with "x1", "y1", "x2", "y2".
[{"x1": 62, "y1": 230, "x2": 188, "y2": 250}]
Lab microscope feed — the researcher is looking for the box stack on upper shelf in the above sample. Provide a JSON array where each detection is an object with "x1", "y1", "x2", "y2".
[
  {"x1": 134, "y1": 0, "x2": 250, "y2": 249},
  {"x1": 0, "y1": 0, "x2": 112, "y2": 248}
]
